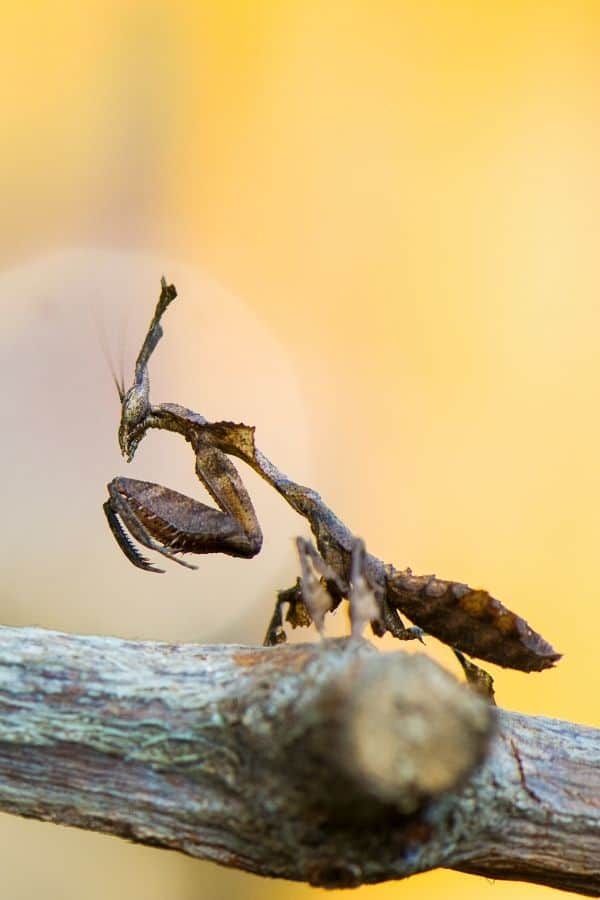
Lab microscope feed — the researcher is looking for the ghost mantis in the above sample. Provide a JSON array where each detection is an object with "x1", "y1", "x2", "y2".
[{"x1": 105, "y1": 279, "x2": 560, "y2": 693}]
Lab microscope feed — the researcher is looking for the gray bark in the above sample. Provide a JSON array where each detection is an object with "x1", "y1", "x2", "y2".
[{"x1": 0, "y1": 626, "x2": 597, "y2": 894}]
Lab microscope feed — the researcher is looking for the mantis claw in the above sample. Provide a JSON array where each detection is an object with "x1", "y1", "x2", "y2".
[{"x1": 103, "y1": 501, "x2": 165, "y2": 574}]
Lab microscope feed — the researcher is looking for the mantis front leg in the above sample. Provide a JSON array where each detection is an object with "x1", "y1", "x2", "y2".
[{"x1": 104, "y1": 279, "x2": 262, "y2": 573}]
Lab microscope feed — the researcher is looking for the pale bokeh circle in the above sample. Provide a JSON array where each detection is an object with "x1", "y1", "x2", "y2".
[{"x1": 0, "y1": 248, "x2": 314, "y2": 642}]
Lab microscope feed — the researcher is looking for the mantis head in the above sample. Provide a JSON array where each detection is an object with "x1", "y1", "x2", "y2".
[{"x1": 118, "y1": 368, "x2": 150, "y2": 462}]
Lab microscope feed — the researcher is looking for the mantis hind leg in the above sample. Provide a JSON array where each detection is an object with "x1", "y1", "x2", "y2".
[{"x1": 264, "y1": 538, "x2": 426, "y2": 645}]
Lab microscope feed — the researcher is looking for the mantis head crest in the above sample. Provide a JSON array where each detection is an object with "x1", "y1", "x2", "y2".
[{"x1": 118, "y1": 277, "x2": 177, "y2": 462}]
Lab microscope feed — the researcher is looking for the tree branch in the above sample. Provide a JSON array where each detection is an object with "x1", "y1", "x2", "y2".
[{"x1": 0, "y1": 627, "x2": 597, "y2": 895}]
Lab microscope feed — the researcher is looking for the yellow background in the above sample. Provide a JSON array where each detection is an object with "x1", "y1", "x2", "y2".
[{"x1": 1, "y1": 2, "x2": 598, "y2": 898}]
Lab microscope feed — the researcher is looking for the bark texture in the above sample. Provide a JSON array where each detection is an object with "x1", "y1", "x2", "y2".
[{"x1": 0, "y1": 626, "x2": 597, "y2": 894}]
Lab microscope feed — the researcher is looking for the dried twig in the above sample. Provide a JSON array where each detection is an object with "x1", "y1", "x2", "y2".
[{"x1": 0, "y1": 628, "x2": 596, "y2": 895}]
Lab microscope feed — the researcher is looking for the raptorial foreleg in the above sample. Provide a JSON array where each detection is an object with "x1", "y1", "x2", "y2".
[{"x1": 105, "y1": 472, "x2": 262, "y2": 572}]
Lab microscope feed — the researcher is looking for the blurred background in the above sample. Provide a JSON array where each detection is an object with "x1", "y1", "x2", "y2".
[{"x1": 1, "y1": 2, "x2": 599, "y2": 898}]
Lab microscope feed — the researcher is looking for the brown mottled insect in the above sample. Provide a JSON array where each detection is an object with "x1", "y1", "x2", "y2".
[{"x1": 105, "y1": 279, "x2": 560, "y2": 680}]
